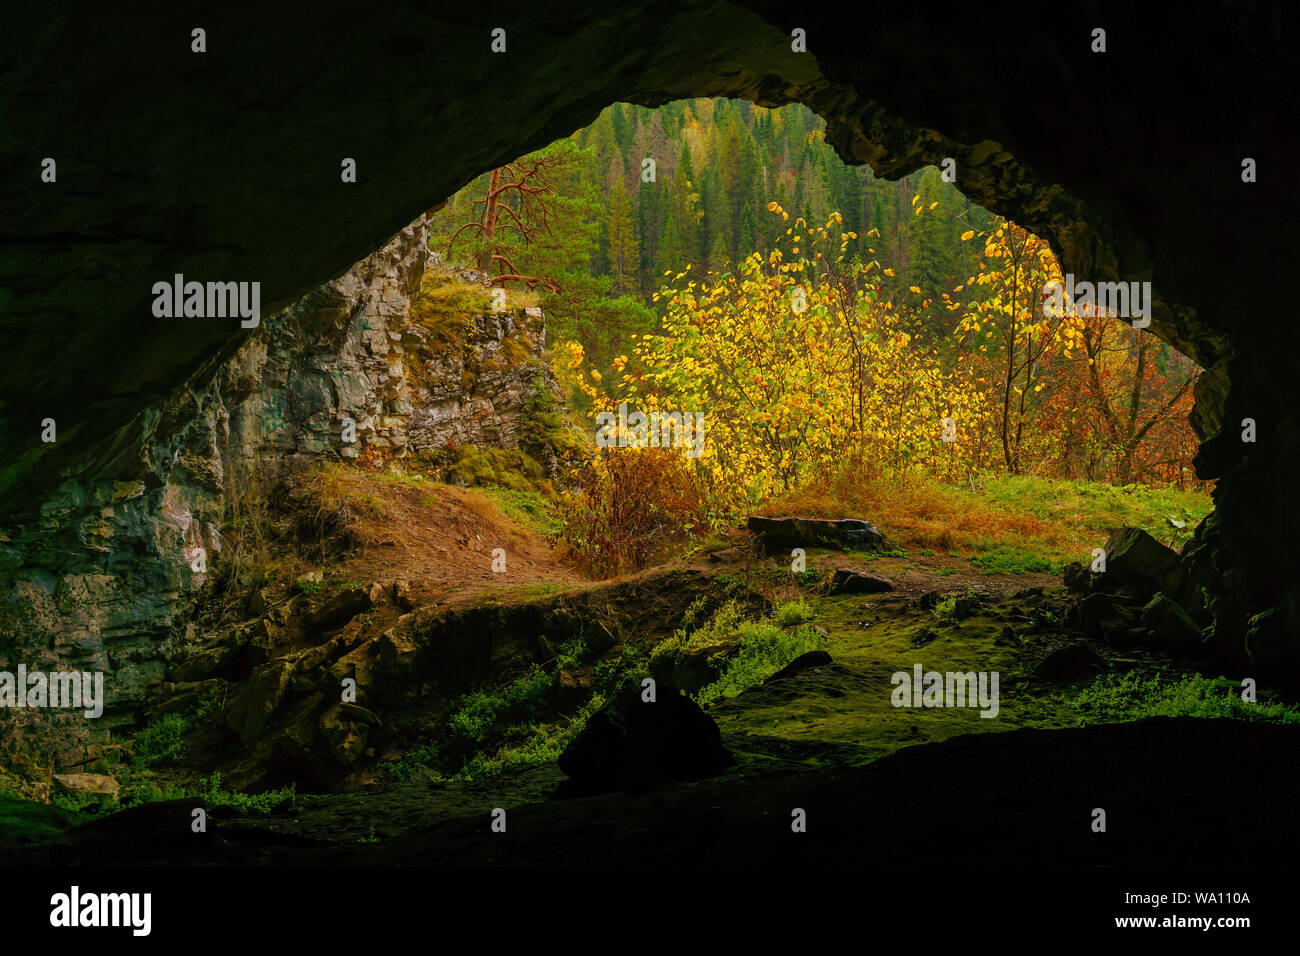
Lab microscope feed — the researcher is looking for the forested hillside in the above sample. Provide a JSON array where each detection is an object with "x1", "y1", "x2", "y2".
[
  {"x1": 430, "y1": 98, "x2": 1201, "y2": 507},
  {"x1": 431, "y1": 100, "x2": 988, "y2": 361}
]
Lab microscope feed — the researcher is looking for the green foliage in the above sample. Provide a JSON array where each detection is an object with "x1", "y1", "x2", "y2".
[
  {"x1": 771, "y1": 598, "x2": 815, "y2": 626},
  {"x1": 651, "y1": 598, "x2": 827, "y2": 706},
  {"x1": 193, "y1": 773, "x2": 297, "y2": 814},
  {"x1": 696, "y1": 619, "x2": 828, "y2": 706},
  {"x1": 0, "y1": 793, "x2": 88, "y2": 844},
  {"x1": 1062, "y1": 672, "x2": 1300, "y2": 726},
  {"x1": 131, "y1": 712, "x2": 192, "y2": 769},
  {"x1": 130, "y1": 688, "x2": 220, "y2": 770},
  {"x1": 968, "y1": 542, "x2": 1061, "y2": 575},
  {"x1": 391, "y1": 637, "x2": 650, "y2": 782},
  {"x1": 448, "y1": 445, "x2": 547, "y2": 493}
]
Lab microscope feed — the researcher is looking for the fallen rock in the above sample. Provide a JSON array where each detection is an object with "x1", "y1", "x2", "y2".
[
  {"x1": 1079, "y1": 592, "x2": 1120, "y2": 639},
  {"x1": 650, "y1": 643, "x2": 737, "y2": 696},
  {"x1": 1102, "y1": 527, "x2": 1180, "y2": 595},
  {"x1": 558, "y1": 682, "x2": 731, "y2": 794},
  {"x1": 1140, "y1": 592, "x2": 1204, "y2": 654},
  {"x1": 294, "y1": 570, "x2": 325, "y2": 593},
  {"x1": 1062, "y1": 561, "x2": 1091, "y2": 594},
  {"x1": 747, "y1": 515, "x2": 891, "y2": 553},
  {"x1": 556, "y1": 665, "x2": 595, "y2": 710},
  {"x1": 764, "y1": 650, "x2": 832, "y2": 683},
  {"x1": 247, "y1": 587, "x2": 271, "y2": 616},
  {"x1": 912, "y1": 627, "x2": 940, "y2": 649},
  {"x1": 52, "y1": 773, "x2": 119, "y2": 804},
  {"x1": 1034, "y1": 644, "x2": 1105, "y2": 682},
  {"x1": 308, "y1": 587, "x2": 372, "y2": 632},
  {"x1": 829, "y1": 569, "x2": 895, "y2": 595}
]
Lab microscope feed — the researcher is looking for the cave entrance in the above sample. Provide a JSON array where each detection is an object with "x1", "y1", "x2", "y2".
[{"x1": 419, "y1": 97, "x2": 1211, "y2": 582}]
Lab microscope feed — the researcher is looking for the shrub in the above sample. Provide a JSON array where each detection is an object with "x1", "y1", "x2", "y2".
[{"x1": 559, "y1": 448, "x2": 706, "y2": 577}]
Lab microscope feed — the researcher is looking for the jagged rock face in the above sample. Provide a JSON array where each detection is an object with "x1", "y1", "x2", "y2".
[
  {"x1": 1, "y1": 2, "x2": 1298, "y2": 677},
  {"x1": 407, "y1": 260, "x2": 553, "y2": 453},
  {"x1": 0, "y1": 216, "x2": 558, "y2": 756}
]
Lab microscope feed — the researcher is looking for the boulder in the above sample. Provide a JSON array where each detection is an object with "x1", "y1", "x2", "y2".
[
  {"x1": 52, "y1": 773, "x2": 119, "y2": 805},
  {"x1": 1101, "y1": 527, "x2": 1180, "y2": 595},
  {"x1": 829, "y1": 569, "x2": 895, "y2": 595},
  {"x1": 1139, "y1": 592, "x2": 1204, "y2": 654},
  {"x1": 1079, "y1": 592, "x2": 1119, "y2": 639},
  {"x1": 1034, "y1": 644, "x2": 1105, "y2": 682},
  {"x1": 557, "y1": 682, "x2": 731, "y2": 794},
  {"x1": 318, "y1": 702, "x2": 381, "y2": 769},
  {"x1": 240, "y1": 659, "x2": 296, "y2": 744},
  {"x1": 650, "y1": 642, "x2": 738, "y2": 695},
  {"x1": 763, "y1": 650, "x2": 832, "y2": 684},
  {"x1": 747, "y1": 516, "x2": 891, "y2": 553},
  {"x1": 556, "y1": 666, "x2": 595, "y2": 710}
]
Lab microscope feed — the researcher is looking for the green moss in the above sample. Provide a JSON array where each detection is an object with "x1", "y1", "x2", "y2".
[
  {"x1": 448, "y1": 445, "x2": 547, "y2": 493},
  {"x1": 0, "y1": 793, "x2": 88, "y2": 845}
]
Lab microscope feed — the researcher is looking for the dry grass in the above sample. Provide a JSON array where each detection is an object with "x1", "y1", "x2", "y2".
[
  {"x1": 763, "y1": 469, "x2": 1052, "y2": 554},
  {"x1": 757, "y1": 460, "x2": 1211, "y2": 566}
]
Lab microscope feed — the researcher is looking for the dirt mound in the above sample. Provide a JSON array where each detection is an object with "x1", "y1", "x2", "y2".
[{"x1": 304, "y1": 469, "x2": 582, "y2": 609}]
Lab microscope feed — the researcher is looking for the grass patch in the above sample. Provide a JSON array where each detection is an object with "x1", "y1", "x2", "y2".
[
  {"x1": 0, "y1": 793, "x2": 89, "y2": 845},
  {"x1": 968, "y1": 541, "x2": 1062, "y2": 575},
  {"x1": 131, "y1": 689, "x2": 221, "y2": 770},
  {"x1": 764, "y1": 470, "x2": 1212, "y2": 569},
  {"x1": 772, "y1": 598, "x2": 815, "y2": 626},
  {"x1": 392, "y1": 637, "x2": 650, "y2": 782},
  {"x1": 697, "y1": 619, "x2": 828, "y2": 706},
  {"x1": 1060, "y1": 672, "x2": 1300, "y2": 726},
  {"x1": 656, "y1": 599, "x2": 828, "y2": 708},
  {"x1": 479, "y1": 486, "x2": 562, "y2": 538}
]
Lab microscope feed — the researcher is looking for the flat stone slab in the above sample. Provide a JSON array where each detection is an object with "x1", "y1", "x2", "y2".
[{"x1": 747, "y1": 516, "x2": 890, "y2": 553}]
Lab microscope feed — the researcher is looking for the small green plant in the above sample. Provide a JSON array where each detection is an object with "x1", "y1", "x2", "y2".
[
  {"x1": 131, "y1": 713, "x2": 191, "y2": 769},
  {"x1": 969, "y1": 542, "x2": 1060, "y2": 575},
  {"x1": 771, "y1": 598, "x2": 815, "y2": 627},
  {"x1": 696, "y1": 619, "x2": 827, "y2": 706},
  {"x1": 129, "y1": 687, "x2": 222, "y2": 770}
]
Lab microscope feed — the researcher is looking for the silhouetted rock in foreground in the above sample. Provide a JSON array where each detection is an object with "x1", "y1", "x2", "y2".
[
  {"x1": 9, "y1": 718, "x2": 1300, "y2": 868},
  {"x1": 557, "y1": 683, "x2": 731, "y2": 795}
]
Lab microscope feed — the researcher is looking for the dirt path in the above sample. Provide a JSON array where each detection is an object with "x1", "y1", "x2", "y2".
[{"x1": 323, "y1": 474, "x2": 585, "y2": 611}]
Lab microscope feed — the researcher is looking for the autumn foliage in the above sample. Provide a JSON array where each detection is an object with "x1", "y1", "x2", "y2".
[{"x1": 562, "y1": 203, "x2": 1203, "y2": 523}]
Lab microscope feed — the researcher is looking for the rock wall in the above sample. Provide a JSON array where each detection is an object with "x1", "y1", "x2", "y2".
[{"x1": 0, "y1": 217, "x2": 561, "y2": 769}]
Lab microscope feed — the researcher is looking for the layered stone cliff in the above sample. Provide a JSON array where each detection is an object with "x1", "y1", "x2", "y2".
[{"x1": 0, "y1": 216, "x2": 562, "y2": 766}]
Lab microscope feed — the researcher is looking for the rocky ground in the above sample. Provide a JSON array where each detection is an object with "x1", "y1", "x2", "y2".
[{"x1": 7, "y1": 485, "x2": 1280, "y2": 867}]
